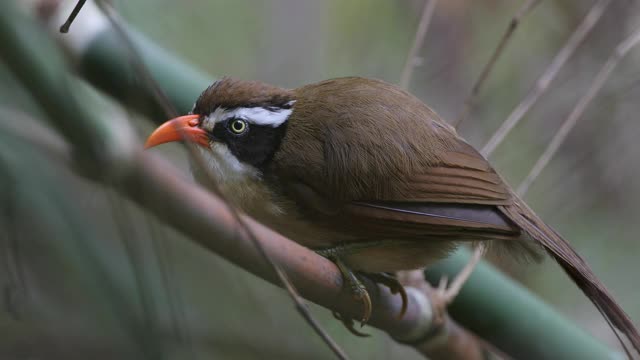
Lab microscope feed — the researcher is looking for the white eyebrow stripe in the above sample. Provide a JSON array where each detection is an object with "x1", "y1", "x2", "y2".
[{"x1": 222, "y1": 106, "x2": 292, "y2": 127}]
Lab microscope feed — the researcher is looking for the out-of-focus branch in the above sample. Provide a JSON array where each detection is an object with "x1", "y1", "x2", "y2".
[
  {"x1": 454, "y1": 0, "x2": 542, "y2": 129},
  {"x1": 517, "y1": 25, "x2": 640, "y2": 196},
  {"x1": 399, "y1": 0, "x2": 437, "y2": 90},
  {"x1": 0, "y1": 2, "x2": 486, "y2": 359},
  {"x1": 481, "y1": 0, "x2": 611, "y2": 157}
]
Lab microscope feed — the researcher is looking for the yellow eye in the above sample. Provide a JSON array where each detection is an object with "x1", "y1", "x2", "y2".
[{"x1": 229, "y1": 119, "x2": 248, "y2": 134}]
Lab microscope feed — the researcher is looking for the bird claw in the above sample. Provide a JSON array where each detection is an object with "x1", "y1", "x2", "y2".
[
  {"x1": 330, "y1": 257, "x2": 374, "y2": 326},
  {"x1": 350, "y1": 279, "x2": 372, "y2": 325},
  {"x1": 332, "y1": 310, "x2": 370, "y2": 337},
  {"x1": 366, "y1": 272, "x2": 408, "y2": 319},
  {"x1": 317, "y1": 252, "x2": 408, "y2": 335}
]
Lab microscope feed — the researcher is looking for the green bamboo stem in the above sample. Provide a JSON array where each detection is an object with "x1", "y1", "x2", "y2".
[{"x1": 80, "y1": 28, "x2": 212, "y2": 121}]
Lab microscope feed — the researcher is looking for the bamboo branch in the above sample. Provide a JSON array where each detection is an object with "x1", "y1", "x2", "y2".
[
  {"x1": 481, "y1": 0, "x2": 611, "y2": 157},
  {"x1": 454, "y1": 0, "x2": 542, "y2": 129},
  {"x1": 399, "y1": 0, "x2": 438, "y2": 90},
  {"x1": 517, "y1": 26, "x2": 640, "y2": 196}
]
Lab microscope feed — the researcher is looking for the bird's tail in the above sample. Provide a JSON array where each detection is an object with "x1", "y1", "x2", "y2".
[{"x1": 499, "y1": 201, "x2": 640, "y2": 355}]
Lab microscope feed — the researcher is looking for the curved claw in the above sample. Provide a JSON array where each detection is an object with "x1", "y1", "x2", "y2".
[
  {"x1": 357, "y1": 287, "x2": 372, "y2": 325},
  {"x1": 333, "y1": 258, "x2": 373, "y2": 325},
  {"x1": 343, "y1": 316, "x2": 370, "y2": 337},
  {"x1": 396, "y1": 285, "x2": 408, "y2": 319},
  {"x1": 332, "y1": 310, "x2": 370, "y2": 337},
  {"x1": 366, "y1": 272, "x2": 408, "y2": 319}
]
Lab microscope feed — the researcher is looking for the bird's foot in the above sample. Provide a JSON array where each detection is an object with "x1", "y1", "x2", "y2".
[
  {"x1": 330, "y1": 270, "x2": 412, "y2": 337},
  {"x1": 314, "y1": 244, "x2": 410, "y2": 335},
  {"x1": 334, "y1": 258, "x2": 372, "y2": 325}
]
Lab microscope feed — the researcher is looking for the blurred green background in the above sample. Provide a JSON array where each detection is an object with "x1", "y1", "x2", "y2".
[{"x1": 1, "y1": 0, "x2": 640, "y2": 358}]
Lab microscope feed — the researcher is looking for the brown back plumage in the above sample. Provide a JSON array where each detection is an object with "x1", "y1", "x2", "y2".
[{"x1": 268, "y1": 77, "x2": 640, "y2": 354}]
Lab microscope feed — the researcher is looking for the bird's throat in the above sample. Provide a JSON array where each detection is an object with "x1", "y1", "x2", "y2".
[{"x1": 190, "y1": 145, "x2": 283, "y2": 218}]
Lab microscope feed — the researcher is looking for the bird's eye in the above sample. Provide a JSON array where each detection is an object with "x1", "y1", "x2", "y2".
[{"x1": 229, "y1": 119, "x2": 248, "y2": 135}]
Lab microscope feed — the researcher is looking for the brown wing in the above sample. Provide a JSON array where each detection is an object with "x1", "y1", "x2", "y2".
[
  {"x1": 400, "y1": 141, "x2": 511, "y2": 205},
  {"x1": 341, "y1": 140, "x2": 520, "y2": 242},
  {"x1": 275, "y1": 77, "x2": 519, "y2": 242},
  {"x1": 278, "y1": 136, "x2": 520, "y2": 242}
]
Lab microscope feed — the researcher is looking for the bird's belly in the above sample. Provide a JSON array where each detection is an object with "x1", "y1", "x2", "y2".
[
  {"x1": 270, "y1": 217, "x2": 459, "y2": 272},
  {"x1": 192, "y1": 164, "x2": 460, "y2": 272},
  {"x1": 340, "y1": 240, "x2": 458, "y2": 273},
  {"x1": 244, "y1": 200, "x2": 461, "y2": 273}
]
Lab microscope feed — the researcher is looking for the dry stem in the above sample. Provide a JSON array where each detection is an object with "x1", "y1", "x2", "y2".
[
  {"x1": 399, "y1": 0, "x2": 438, "y2": 90},
  {"x1": 454, "y1": 0, "x2": 542, "y2": 129},
  {"x1": 517, "y1": 26, "x2": 640, "y2": 196},
  {"x1": 481, "y1": 0, "x2": 611, "y2": 158}
]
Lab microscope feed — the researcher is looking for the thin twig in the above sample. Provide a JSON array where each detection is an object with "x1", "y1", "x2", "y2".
[
  {"x1": 516, "y1": 26, "x2": 640, "y2": 196},
  {"x1": 454, "y1": 0, "x2": 542, "y2": 129},
  {"x1": 59, "y1": 0, "x2": 86, "y2": 33},
  {"x1": 442, "y1": 244, "x2": 487, "y2": 301},
  {"x1": 94, "y1": 2, "x2": 348, "y2": 358},
  {"x1": 399, "y1": 0, "x2": 438, "y2": 90},
  {"x1": 481, "y1": 0, "x2": 611, "y2": 158}
]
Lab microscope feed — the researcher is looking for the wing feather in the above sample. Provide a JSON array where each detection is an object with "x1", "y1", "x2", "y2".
[{"x1": 276, "y1": 77, "x2": 517, "y2": 240}]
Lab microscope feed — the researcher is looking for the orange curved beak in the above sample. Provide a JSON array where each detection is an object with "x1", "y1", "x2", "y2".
[{"x1": 144, "y1": 114, "x2": 210, "y2": 149}]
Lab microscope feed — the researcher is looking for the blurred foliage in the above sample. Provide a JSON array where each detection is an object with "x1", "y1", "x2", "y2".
[{"x1": 2, "y1": 0, "x2": 640, "y2": 358}]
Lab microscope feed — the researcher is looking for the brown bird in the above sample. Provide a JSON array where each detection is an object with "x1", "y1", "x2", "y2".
[{"x1": 145, "y1": 76, "x2": 639, "y2": 351}]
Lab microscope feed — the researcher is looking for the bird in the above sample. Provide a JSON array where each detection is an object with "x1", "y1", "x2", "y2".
[{"x1": 144, "y1": 76, "x2": 640, "y2": 351}]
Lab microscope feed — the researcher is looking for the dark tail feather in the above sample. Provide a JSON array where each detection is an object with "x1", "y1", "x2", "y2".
[{"x1": 499, "y1": 202, "x2": 640, "y2": 355}]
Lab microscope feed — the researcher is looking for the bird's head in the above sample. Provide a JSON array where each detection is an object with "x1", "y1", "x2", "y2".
[{"x1": 145, "y1": 77, "x2": 296, "y2": 177}]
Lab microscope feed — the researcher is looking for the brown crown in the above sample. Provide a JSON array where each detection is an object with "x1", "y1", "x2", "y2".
[{"x1": 192, "y1": 77, "x2": 295, "y2": 115}]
